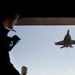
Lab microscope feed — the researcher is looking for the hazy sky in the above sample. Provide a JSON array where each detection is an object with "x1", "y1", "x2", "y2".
[{"x1": 8, "y1": 25, "x2": 75, "y2": 75}]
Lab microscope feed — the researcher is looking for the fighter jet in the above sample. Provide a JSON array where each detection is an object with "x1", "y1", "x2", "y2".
[{"x1": 55, "y1": 29, "x2": 75, "y2": 48}]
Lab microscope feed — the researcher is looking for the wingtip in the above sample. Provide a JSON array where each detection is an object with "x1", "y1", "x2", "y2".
[{"x1": 55, "y1": 42, "x2": 57, "y2": 45}]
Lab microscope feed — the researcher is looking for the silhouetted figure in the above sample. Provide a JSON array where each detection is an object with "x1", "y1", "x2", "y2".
[
  {"x1": 0, "y1": 6, "x2": 21, "y2": 75},
  {"x1": 21, "y1": 66, "x2": 27, "y2": 75}
]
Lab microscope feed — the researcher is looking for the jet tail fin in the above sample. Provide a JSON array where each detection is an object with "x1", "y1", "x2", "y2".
[
  {"x1": 60, "y1": 45, "x2": 73, "y2": 49},
  {"x1": 69, "y1": 45, "x2": 73, "y2": 48},
  {"x1": 60, "y1": 46, "x2": 65, "y2": 49}
]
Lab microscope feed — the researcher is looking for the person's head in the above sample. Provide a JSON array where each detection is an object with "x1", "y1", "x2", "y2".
[
  {"x1": 3, "y1": 14, "x2": 19, "y2": 29},
  {"x1": 0, "y1": 6, "x2": 21, "y2": 29},
  {"x1": 21, "y1": 66, "x2": 27, "y2": 75}
]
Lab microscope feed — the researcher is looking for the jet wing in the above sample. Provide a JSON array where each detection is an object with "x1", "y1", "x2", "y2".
[
  {"x1": 70, "y1": 40, "x2": 75, "y2": 44},
  {"x1": 55, "y1": 40, "x2": 64, "y2": 45}
]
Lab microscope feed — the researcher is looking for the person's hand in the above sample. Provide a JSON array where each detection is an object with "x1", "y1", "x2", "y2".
[{"x1": 12, "y1": 35, "x2": 21, "y2": 45}]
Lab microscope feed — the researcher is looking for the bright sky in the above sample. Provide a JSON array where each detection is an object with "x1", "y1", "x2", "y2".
[{"x1": 8, "y1": 25, "x2": 75, "y2": 75}]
